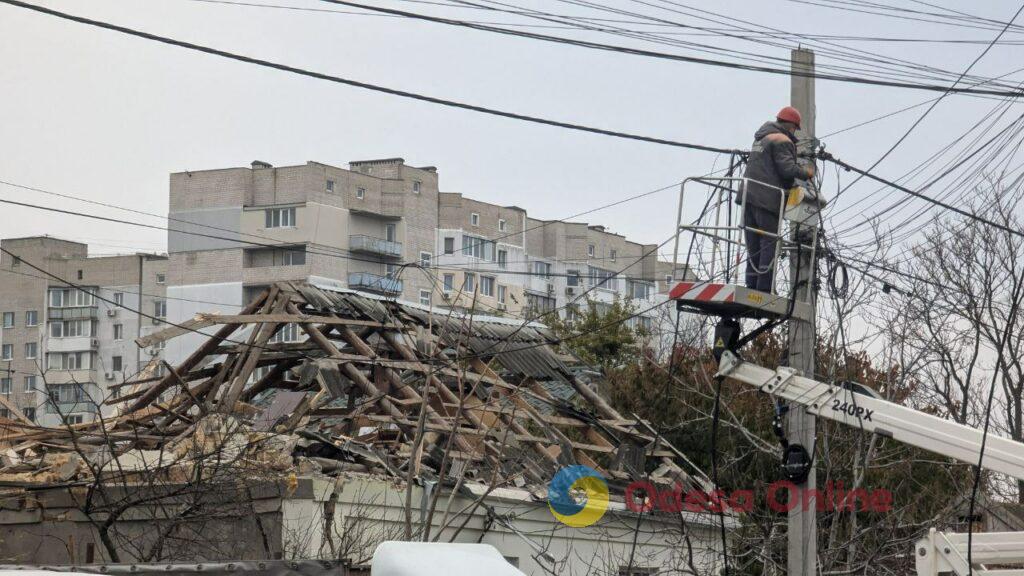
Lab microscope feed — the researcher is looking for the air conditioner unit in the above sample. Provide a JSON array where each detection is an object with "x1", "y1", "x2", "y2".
[
  {"x1": 104, "y1": 371, "x2": 114, "y2": 380},
  {"x1": 106, "y1": 309, "x2": 117, "y2": 317},
  {"x1": 90, "y1": 339, "x2": 99, "y2": 348},
  {"x1": 566, "y1": 286, "x2": 576, "y2": 296},
  {"x1": 497, "y1": 302, "x2": 507, "y2": 311},
  {"x1": 152, "y1": 318, "x2": 162, "y2": 325},
  {"x1": 148, "y1": 348, "x2": 160, "y2": 357}
]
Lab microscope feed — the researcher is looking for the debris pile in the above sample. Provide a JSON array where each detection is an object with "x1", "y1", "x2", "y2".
[{"x1": 0, "y1": 282, "x2": 709, "y2": 499}]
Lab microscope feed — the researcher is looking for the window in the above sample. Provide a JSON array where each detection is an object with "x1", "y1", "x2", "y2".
[
  {"x1": 498, "y1": 219, "x2": 507, "y2": 232},
  {"x1": 50, "y1": 321, "x2": 64, "y2": 338},
  {"x1": 498, "y1": 249, "x2": 507, "y2": 269},
  {"x1": 154, "y1": 300, "x2": 167, "y2": 318},
  {"x1": 77, "y1": 270, "x2": 83, "y2": 280},
  {"x1": 23, "y1": 407, "x2": 35, "y2": 422},
  {"x1": 281, "y1": 249, "x2": 305, "y2": 266},
  {"x1": 1, "y1": 345, "x2": 11, "y2": 361},
  {"x1": 587, "y1": 244, "x2": 596, "y2": 257},
  {"x1": 269, "y1": 323, "x2": 299, "y2": 344},
  {"x1": 526, "y1": 294, "x2": 556, "y2": 314},
  {"x1": 665, "y1": 274, "x2": 673, "y2": 284},
  {"x1": 471, "y1": 213, "x2": 480, "y2": 226},
  {"x1": 112, "y1": 356, "x2": 123, "y2": 372},
  {"x1": 113, "y1": 324, "x2": 123, "y2": 341},
  {"x1": 589, "y1": 266, "x2": 617, "y2": 290},
  {"x1": 386, "y1": 263, "x2": 399, "y2": 277},
  {"x1": 444, "y1": 237, "x2": 455, "y2": 255},
  {"x1": 58, "y1": 319, "x2": 90, "y2": 338},
  {"x1": 47, "y1": 352, "x2": 90, "y2": 370},
  {"x1": 113, "y1": 292, "x2": 124, "y2": 306},
  {"x1": 24, "y1": 342, "x2": 37, "y2": 360},
  {"x1": 356, "y1": 187, "x2": 366, "y2": 199},
  {"x1": 0, "y1": 378, "x2": 9, "y2": 394},
  {"x1": 419, "y1": 290, "x2": 431, "y2": 306},
  {"x1": 412, "y1": 180, "x2": 422, "y2": 194},
  {"x1": 419, "y1": 252, "x2": 432, "y2": 267},
  {"x1": 264, "y1": 207, "x2": 296, "y2": 228},
  {"x1": 462, "y1": 235, "x2": 495, "y2": 261},
  {"x1": 1, "y1": 312, "x2": 12, "y2": 328},
  {"x1": 533, "y1": 261, "x2": 551, "y2": 278},
  {"x1": 610, "y1": 249, "x2": 617, "y2": 262},
  {"x1": 156, "y1": 273, "x2": 166, "y2": 284},
  {"x1": 25, "y1": 311, "x2": 37, "y2": 327},
  {"x1": 385, "y1": 223, "x2": 397, "y2": 242},
  {"x1": 326, "y1": 179, "x2": 335, "y2": 193},
  {"x1": 23, "y1": 375, "x2": 35, "y2": 392},
  {"x1": 629, "y1": 281, "x2": 652, "y2": 299},
  {"x1": 49, "y1": 288, "x2": 95, "y2": 307},
  {"x1": 64, "y1": 414, "x2": 83, "y2": 425},
  {"x1": 443, "y1": 274, "x2": 454, "y2": 292},
  {"x1": 567, "y1": 270, "x2": 580, "y2": 287},
  {"x1": 497, "y1": 285, "x2": 507, "y2": 304},
  {"x1": 463, "y1": 273, "x2": 476, "y2": 292},
  {"x1": 480, "y1": 276, "x2": 495, "y2": 297}
]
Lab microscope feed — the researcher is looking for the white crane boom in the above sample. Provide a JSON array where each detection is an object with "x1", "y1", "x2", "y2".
[{"x1": 717, "y1": 351, "x2": 1024, "y2": 482}]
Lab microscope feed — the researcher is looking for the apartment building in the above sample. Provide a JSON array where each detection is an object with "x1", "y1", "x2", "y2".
[
  {"x1": 165, "y1": 158, "x2": 443, "y2": 363},
  {"x1": 0, "y1": 236, "x2": 167, "y2": 426},
  {"x1": 433, "y1": 193, "x2": 528, "y2": 316},
  {"x1": 164, "y1": 158, "x2": 667, "y2": 360}
]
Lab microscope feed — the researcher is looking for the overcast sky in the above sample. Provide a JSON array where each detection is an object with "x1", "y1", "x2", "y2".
[{"x1": 1, "y1": 0, "x2": 1022, "y2": 261}]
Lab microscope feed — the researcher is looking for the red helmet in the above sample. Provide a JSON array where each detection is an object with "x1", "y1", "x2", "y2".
[{"x1": 777, "y1": 106, "x2": 802, "y2": 129}]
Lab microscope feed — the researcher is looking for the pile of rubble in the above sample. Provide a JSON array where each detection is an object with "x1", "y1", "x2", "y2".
[{"x1": 0, "y1": 282, "x2": 709, "y2": 498}]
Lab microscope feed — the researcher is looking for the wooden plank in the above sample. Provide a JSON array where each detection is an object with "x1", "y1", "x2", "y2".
[
  {"x1": 191, "y1": 313, "x2": 395, "y2": 329},
  {"x1": 125, "y1": 288, "x2": 270, "y2": 414},
  {"x1": 135, "y1": 317, "x2": 216, "y2": 348},
  {"x1": 218, "y1": 287, "x2": 287, "y2": 413}
]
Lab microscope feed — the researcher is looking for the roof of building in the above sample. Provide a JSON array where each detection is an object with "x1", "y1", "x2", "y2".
[{"x1": 0, "y1": 281, "x2": 709, "y2": 500}]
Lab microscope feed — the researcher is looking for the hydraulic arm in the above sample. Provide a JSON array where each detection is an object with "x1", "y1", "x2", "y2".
[{"x1": 717, "y1": 350, "x2": 1024, "y2": 482}]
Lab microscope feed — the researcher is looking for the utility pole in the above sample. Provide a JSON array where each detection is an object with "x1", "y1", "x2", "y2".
[{"x1": 787, "y1": 47, "x2": 817, "y2": 576}]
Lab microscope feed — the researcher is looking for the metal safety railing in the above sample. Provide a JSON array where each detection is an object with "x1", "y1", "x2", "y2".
[{"x1": 670, "y1": 176, "x2": 818, "y2": 303}]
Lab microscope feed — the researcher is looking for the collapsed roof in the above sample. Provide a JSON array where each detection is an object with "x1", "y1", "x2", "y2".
[{"x1": 0, "y1": 282, "x2": 710, "y2": 498}]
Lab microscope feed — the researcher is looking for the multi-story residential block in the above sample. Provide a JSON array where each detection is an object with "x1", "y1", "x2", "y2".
[
  {"x1": 164, "y1": 158, "x2": 667, "y2": 363},
  {"x1": 433, "y1": 193, "x2": 528, "y2": 316},
  {"x1": 0, "y1": 236, "x2": 167, "y2": 426}
]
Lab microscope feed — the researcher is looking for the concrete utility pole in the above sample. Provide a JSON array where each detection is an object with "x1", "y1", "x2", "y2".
[{"x1": 787, "y1": 47, "x2": 817, "y2": 576}]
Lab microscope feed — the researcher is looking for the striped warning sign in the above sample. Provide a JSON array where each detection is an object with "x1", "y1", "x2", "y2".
[{"x1": 668, "y1": 282, "x2": 736, "y2": 303}]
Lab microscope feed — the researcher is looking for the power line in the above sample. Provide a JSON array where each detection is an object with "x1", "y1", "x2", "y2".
[
  {"x1": 0, "y1": 0, "x2": 738, "y2": 155},
  {"x1": 317, "y1": 0, "x2": 1024, "y2": 97},
  {"x1": 819, "y1": 152, "x2": 1024, "y2": 239},
  {"x1": 0, "y1": 175, "x2": 694, "y2": 282}
]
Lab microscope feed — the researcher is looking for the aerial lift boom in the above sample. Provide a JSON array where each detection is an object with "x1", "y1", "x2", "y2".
[{"x1": 717, "y1": 350, "x2": 1024, "y2": 576}]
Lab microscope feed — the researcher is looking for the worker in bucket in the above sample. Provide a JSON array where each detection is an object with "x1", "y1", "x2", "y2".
[{"x1": 740, "y1": 106, "x2": 814, "y2": 293}]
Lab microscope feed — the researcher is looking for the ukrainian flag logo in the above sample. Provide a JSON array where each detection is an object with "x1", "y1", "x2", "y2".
[{"x1": 547, "y1": 465, "x2": 609, "y2": 527}]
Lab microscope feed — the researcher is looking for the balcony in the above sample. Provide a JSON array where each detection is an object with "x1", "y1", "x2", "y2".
[
  {"x1": 348, "y1": 272, "x2": 403, "y2": 295},
  {"x1": 349, "y1": 235, "x2": 403, "y2": 258},
  {"x1": 45, "y1": 399, "x2": 100, "y2": 415},
  {"x1": 48, "y1": 306, "x2": 98, "y2": 321}
]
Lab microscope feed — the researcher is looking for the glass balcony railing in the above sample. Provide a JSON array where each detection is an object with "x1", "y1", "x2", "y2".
[
  {"x1": 348, "y1": 272, "x2": 403, "y2": 295},
  {"x1": 349, "y1": 235, "x2": 403, "y2": 258}
]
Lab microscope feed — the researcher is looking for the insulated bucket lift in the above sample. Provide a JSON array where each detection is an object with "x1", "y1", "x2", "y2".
[{"x1": 668, "y1": 175, "x2": 825, "y2": 326}]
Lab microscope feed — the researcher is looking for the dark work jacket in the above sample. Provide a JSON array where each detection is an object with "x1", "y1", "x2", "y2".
[{"x1": 740, "y1": 122, "x2": 804, "y2": 215}]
